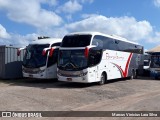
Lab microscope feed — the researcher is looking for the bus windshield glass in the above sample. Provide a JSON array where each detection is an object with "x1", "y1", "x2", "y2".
[
  {"x1": 61, "y1": 35, "x2": 92, "y2": 47},
  {"x1": 150, "y1": 56, "x2": 160, "y2": 68},
  {"x1": 58, "y1": 50, "x2": 88, "y2": 70},
  {"x1": 23, "y1": 44, "x2": 50, "y2": 68}
]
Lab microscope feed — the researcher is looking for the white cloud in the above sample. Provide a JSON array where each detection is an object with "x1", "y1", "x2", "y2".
[
  {"x1": 0, "y1": 33, "x2": 38, "y2": 47},
  {"x1": 66, "y1": 15, "x2": 73, "y2": 21},
  {"x1": 56, "y1": 0, "x2": 94, "y2": 15},
  {"x1": 81, "y1": 13, "x2": 100, "y2": 19},
  {"x1": 79, "y1": 0, "x2": 94, "y2": 4},
  {"x1": 0, "y1": 24, "x2": 65, "y2": 47},
  {"x1": 0, "y1": 23, "x2": 66, "y2": 47},
  {"x1": 148, "y1": 32, "x2": 160, "y2": 43},
  {"x1": 1, "y1": 14, "x2": 160, "y2": 47},
  {"x1": 154, "y1": 0, "x2": 160, "y2": 7},
  {"x1": 0, "y1": 24, "x2": 38, "y2": 47},
  {"x1": 10, "y1": 33, "x2": 39, "y2": 47},
  {"x1": 65, "y1": 15, "x2": 153, "y2": 42},
  {"x1": 0, "y1": 0, "x2": 62, "y2": 28},
  {"x1": 40, "y1": 0, "x2": 58, "y2": 6},
  {"x1": 56, "y1": 0, "x2": 82, "y2": 14},
  {"x1": 0, "y1": 24, "x2": 11, "y2": 39},
  {"x1": 37, "y1": 27, "x2": 67, "y2": 38}
]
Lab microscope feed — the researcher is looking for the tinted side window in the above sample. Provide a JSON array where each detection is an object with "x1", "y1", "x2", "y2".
[
  {"x1": 92, "y1": 35, "x2": 119, "y2": 50},
  {"x1": 117, "y1": 41, "x2": 129, "y2": 52},
  {"x1": 51, "y1": 42, "x2": 61, "y2": 47},
  {"x1": 92, "y1": 35, "x2": 143, "y2": 54},
  {"x1": 117, "y1": 41, "x2": 143, "y2": 54},
  {"x1": 92, "y1": 36, "x2": 104, "y2": 49},
  {"x1": 104, "y1": 38, "x2": 118, "y2": 50},
  {"x1": 88, "y1": 48, "x2": 102, "y2": 67},
  {"x1": 61, "y1": 35, "x2": 92, "y2": 47}
]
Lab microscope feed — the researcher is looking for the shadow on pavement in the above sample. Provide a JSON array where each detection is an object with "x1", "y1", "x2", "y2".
[
  {"x1": 0, "y1": 78, "x2": 94, "y2": 89},
  {"x1": 0, "y1": 76, "x2": 158, "y2": 89}
]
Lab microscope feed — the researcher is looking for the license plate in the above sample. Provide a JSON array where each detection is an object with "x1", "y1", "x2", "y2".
[{"x1": 67, "y1": 78, "x2": 72, "y2": 81}]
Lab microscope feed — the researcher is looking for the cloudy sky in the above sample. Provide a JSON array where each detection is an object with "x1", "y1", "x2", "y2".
[{"x1": 0, "y1": 0, "x2": 160, "y2": 49}]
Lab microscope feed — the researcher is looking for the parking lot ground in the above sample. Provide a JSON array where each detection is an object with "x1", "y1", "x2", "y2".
[{"x1": 0, "y1": 77, "x2": 160, "y2": 120}]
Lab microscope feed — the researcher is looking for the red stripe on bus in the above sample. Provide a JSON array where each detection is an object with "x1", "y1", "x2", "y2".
[
  {"x1": 112, "y1": 63, "x2": 124, "y2": 77},
  {"x1": 111, "y1": 53, "x2": 133, "y2": 77},
  {"x1": 124, "y1": 53, "x2": 133, "y2": 77}
]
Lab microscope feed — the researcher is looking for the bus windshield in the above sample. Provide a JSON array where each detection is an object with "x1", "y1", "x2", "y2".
[
  {"x1": 23, "y1": 44, "x2": 49, "y2": 68},
  {"x1": 150, "y1": 56, "x2": 160, "y2": 68},
  {"x1": 61, "y1": 35, "x2": 92, "y2": 47},
  {"x1": 58, "y1": 50, "x2": 88, "y2": 70}
]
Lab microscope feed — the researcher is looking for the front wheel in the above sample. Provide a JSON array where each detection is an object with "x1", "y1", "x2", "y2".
[{"x1": 98, "y1": 73, "x2": 106, "y2": 85}]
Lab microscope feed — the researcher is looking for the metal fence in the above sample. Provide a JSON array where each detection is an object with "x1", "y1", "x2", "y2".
[{"x1": 0, "y1": 45, "x2": 25, "y2": 79}]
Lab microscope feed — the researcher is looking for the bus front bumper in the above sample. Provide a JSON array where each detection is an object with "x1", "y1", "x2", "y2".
[
  {"x1": 57, "y1": 75, "x2": 90, "y2": 83},
  {"x1": 23, "y1": 72, "x2": 47, "y2": 79}
]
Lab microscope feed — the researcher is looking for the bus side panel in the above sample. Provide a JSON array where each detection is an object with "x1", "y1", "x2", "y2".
[
  {"x1": 126, "y1": 53, "x2": 137, "y2": 77},
  {"x1": 93, "y1": 59, "x2": 109, "y2": 82},
  {"x1": 107, "y1": 61, "x2": 122, "y2": 80},
  {"x1": 103, "y1": 50, "x2": 131, "y2": 80},
  {"x1": 46, "y1": 64, "x2": 57, "y2": 79},
  {"x1": 127, "y1": 53, "x2": 144, "y2": 77},
  {"x1": 99, "y1": 50, "x2": 144, "y2": 80}
]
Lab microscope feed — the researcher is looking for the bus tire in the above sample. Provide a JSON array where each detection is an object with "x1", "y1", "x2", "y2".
[{"x1": 98, "y1": 72, "x2": 107, "y2": 85}]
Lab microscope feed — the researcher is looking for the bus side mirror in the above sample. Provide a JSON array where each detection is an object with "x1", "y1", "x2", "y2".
[
  {"x1": 17, "y1": 48, "x2": 25, "y2": 56},
  {"x1": 84, "y1": 45, "x2": 96, "y2": 58},
  {"x1": 42, "y1": 47, "x2": 50, "y2": 56},
  {"x1": 49, "y1": 47, "x2": 55, "y2": 57},
  {"x1": 84, "y1": 47, "x2": 89, "y2": 58},
  {"x1": 49, "y1": 46, "x2": 59, "y2": 57}
]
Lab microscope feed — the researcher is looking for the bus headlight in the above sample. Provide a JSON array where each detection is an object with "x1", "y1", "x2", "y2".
[
  {"x1": 38, "y1": 69, "x2": 45, "y2": 73},
  {"x1": 57, "y1": 70, "x2": 62, "y2": 76},
  {"x1": 79, "y1": 72, "x2": 88, "y2": 77},
  {"x1": 22, "y1": 67, "x2": 45, "y2": 74}
]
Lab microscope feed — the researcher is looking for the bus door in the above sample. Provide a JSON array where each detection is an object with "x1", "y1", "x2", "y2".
[
  {"x1": 88, "y1": 48, "x2": 102, "y2": 81},
  {"x1": 88, "y1": 63, "x2": 97, "y2": 81},
  {"x1": 46, "y1": 48, "x2": 59, "y2": 78}
]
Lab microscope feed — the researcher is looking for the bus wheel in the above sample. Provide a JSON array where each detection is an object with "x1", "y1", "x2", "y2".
[
  {"x1": 98, "y1": 73, "x2": 106, "y2": 85},
  {"x1": 131, "y1": 70, "x2": 137, "y2": 79}
]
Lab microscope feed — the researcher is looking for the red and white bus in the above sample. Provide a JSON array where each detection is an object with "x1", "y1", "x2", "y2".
[{"x1": 57, "y1": 32, "x2": 143, "y2": 84}]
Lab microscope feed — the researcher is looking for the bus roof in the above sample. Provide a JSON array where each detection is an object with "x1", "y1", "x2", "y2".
[
  {"x1": 66, "y1": 31, "x2": 140, "y2": 45},
  {"x1": 30, "y1": 38, "x2": 62, "y2": 45}
]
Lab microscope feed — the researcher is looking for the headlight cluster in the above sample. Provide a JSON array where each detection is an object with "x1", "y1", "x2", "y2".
[
  {"x1": 22, "y1": 67, "x2": 45, "y2": 74},
  {"x1": 57, "y1": 70, "x2": 62, "y2": 75},
  {"x1": 38, "y1": 69, "x2": 45, "y2": 73},
  {"x1": 58, "y1": 70, "x2": 87, "y2": 77},
  {"x1": 79, "y1": 72, "x2": 88, "y2": 77}
]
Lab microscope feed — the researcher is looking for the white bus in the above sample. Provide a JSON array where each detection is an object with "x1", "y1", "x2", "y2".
[
  {"x1": 21, "y1": 37, "x2": 62, "y2": 79},
  {"x1": 57, "y1": 32, "x2": 143, "y2": 84}
]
